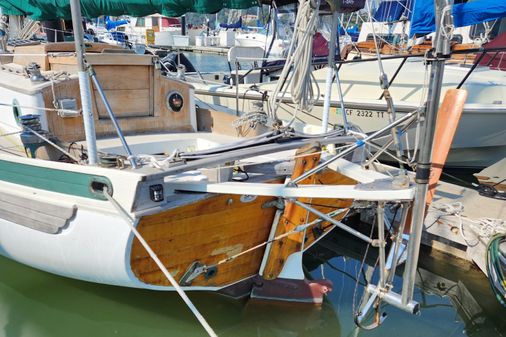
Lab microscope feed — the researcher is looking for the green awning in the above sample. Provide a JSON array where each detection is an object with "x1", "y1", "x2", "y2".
[{"x1": 0, "y1": 0, "x2": 260, "y2": 20}]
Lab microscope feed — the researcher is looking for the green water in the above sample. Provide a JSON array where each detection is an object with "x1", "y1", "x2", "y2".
[{"x1": 0, "y1": 228, "x2": 504, "y2": 337}]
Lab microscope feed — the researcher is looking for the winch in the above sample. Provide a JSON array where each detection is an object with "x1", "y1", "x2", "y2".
[{"x1": 19, "y1": 114, "x2": 49, "y2": 157}]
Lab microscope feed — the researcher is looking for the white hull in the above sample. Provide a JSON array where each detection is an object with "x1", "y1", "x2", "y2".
[
  {"x1": 0, "y1": 204, "x2": 138, "y2": 288},
  {"x1": 191, "y1": 59, "x2": 506, "y2": 168},
  {"x1": 235, "y1": 33, "x2": 287, "y2": 58},
  {"x1": 0, "y1": 132, "x2": 257, "y2": 292},
  {"x1": 0, "y1": 172, "x2": 241, "y2": 292}
]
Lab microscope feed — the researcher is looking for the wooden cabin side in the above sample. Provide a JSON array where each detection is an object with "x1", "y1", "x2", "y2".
[{"x1": 11, "y1": 43, "x2": 196, "y2": 143}]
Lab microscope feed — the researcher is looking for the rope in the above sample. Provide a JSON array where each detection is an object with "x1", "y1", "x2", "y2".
[
  {"x1": 465, "y1": 217, "x2": 506, "y2": 239},
  {"x1": 430, "y1": 202, "x2": 506, "y2": 247},
  {"x1": 352, "y1": 218, "x2": 376, "y2": 324},
  {"x1": 289, "y1": 0, "x2": 320, "y2": 114},
  {"x1": 486, "y1": 233, "x2": 506, "y2": 308},
  {"x1": 135, "y1": 150, "x2": 179, "y2": 171},
  {"x1": 440, "y1": 5, "x2": 454, "y2": 42},
  {"x1": 0, "y1": 130, "x2": 22, "y2": 138},
  {"x1": 46, "y1": 71, "x2": 73, "y2": 111},
  {"x1": 267, "y1": 0, "x2": 321, "y2": 122},
  {"x1": 232, "y1": 111, "x2": 268, "y2": 136},
  {"x1": 0, "y1": 102, "x2": 80, "y2": 115},
  {"x1": 475, "y1": 20, "x2": 498, "y2": 45},
  {"x1": 102, "y1": 188, "x2": 218, "y2": 337},
  {"x1": 0, "y1": 145, "x2": 24, "y2": 157}
]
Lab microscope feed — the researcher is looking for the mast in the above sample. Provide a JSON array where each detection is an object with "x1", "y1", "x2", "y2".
[
  {"x1": 321, "y1": 12, "x2": 339, "y2": 133},
  {"x1": 181, "y1": 15, "x2": 186, "y2": 36},
  {"x1": 70, "y1": 0, "x2": 98, "y2": 165},
  {"x1": 401, "y1": 0, "x2": 454, "y2": 305}
]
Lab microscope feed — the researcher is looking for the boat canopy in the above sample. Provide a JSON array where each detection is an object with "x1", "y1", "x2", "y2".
[
  {"x1": 0, "y1": 0, "x2": 260, "y2": 20},
  {"x1": 373, "y1": 0, "x2": 413, "y2": 22},
  {"x1": 410, "y1": 0, "x2": 506, "y2": 37},
  {"x1": 105, "y1": 16, "x2": 129, "y2": 30},
  {"x1": 220, "y1": 17, "x2": 242, "y2": 29}
]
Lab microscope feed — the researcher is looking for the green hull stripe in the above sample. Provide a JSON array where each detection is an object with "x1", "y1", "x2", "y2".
[{"x1": 0, "y1": 159, "x2": 112, "y2": 200}]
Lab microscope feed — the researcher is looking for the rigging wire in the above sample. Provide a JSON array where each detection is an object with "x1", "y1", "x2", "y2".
[{"x1": 352, "y1": 218, "x2": 377, "y2": 321}]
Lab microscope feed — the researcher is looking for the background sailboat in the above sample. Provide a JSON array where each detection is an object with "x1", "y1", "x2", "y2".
[{"x1": 185, "y1": 0, "x2": 506, "y2": 168}]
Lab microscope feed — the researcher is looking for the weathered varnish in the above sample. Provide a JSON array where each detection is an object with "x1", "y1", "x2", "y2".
[
  {"x1": 42, "y1": 59, "x2": 195, "y2": 142},
  {"x1": 262, "y1": 145, "x2": 356, "y2": 280},
  {"x1": 13, "y1": 42, "x2": 122, "y2": 70},
  {"x1": 262, "y1": 144, "x2": 321, "y2": 280},
  {"x1": 130, "y1": 190, "x2": 282, "y2": 287}
]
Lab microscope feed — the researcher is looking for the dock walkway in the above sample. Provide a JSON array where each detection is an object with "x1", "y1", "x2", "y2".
[{"x1": 424, "y1": 180, "x2": 506, "y2": 274}]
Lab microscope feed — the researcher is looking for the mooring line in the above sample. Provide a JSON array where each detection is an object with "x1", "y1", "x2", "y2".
[{"x1": 103, "y1": 188, "x2": 218, "y2": 337}]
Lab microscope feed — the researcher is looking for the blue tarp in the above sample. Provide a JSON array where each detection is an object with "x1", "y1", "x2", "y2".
[
  {"x1": 220, "y1": 17, "x2": 242, "y2": 29},
  {"x1": 410, "y1": 0, "x2": 506, "y2": 37},
  {"x1": 105, "y1": 16, "x2": 129, "y2": 31},
  {"x1": 110, "y1": 31, "x2": 126, "y2": 42},
  {"x1": 346, "y1": 25, "x2": 360, "y2": 41},
  {"x1": 374, "y1": 0, "x2": 407, "y2": 22}
]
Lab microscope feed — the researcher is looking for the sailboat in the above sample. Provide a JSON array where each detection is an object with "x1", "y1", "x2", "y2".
[
  {"x1": 233, "y1": 7, "x2": 291, "y2": 59},
  {"x1": 346, "y1": 0, "x2": 498, "y2": 58},
  {"x1": 0, "y1": 0, "x2": 414, "y2": 299},
  {"x1": 186, "y1": 1, "x2": 506, "y2": 168},
  {"x1": 0, "y1": 0, "x2": 494, "y2": 334}
]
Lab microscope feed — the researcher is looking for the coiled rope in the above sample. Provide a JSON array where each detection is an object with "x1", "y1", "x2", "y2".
[
  {"x1": 486, "y1": 234, "x2": 506, "y2": 308},
  {"x1": 430, "y1": 202, "x2": 506, "y2": 247},
  {"x1": 267, "y1": 0, "x2": 321, "y2": 123}
]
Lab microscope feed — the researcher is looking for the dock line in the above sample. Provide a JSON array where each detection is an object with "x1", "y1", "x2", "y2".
[{"x1": 102, "y1": 188, "x2": 218, "y2": 337}]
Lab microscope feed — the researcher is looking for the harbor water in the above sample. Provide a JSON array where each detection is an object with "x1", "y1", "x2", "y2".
[{"x1": 0, "y1": 226, "x2": 504, "y2": 337}]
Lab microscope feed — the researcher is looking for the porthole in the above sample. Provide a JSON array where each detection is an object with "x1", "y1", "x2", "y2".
[{"x1": 166, "y1": 91, "x2": 184, "y2": 112}]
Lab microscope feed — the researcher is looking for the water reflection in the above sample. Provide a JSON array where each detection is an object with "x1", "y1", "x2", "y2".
[
  {"x1": 0, "y1": 226, "x2": 504, "y2": 337},
  {"x1": 225, "y1": 301, "x2": 340, "y2": 337},
  {"x1": 304, "y1": 229, "x2": 506, "y2": 337},
  {"x1": 0, "y1": 255, "x2": 340, "y2": 337}
]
